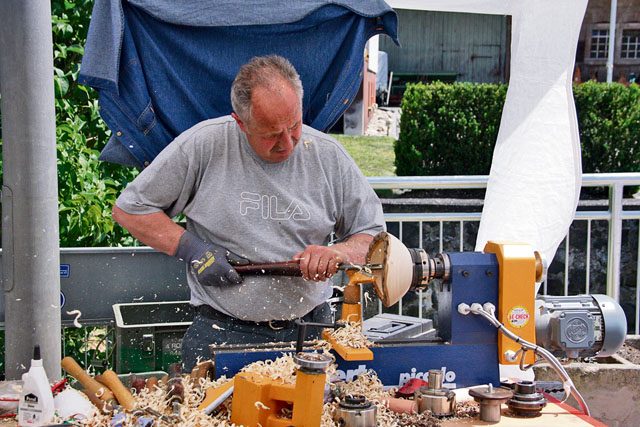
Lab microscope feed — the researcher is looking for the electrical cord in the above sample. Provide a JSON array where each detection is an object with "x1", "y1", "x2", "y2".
[{"x1": 458, "y1": 302, "x2": 590, "y2": 417}]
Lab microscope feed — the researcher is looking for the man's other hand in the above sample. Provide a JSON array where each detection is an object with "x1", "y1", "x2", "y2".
[
  {"x1": 175, "y1": 230, "x2": 247, "y2": 286},
  {"x1": 294, "y1": 234, "x2": 375, "y2": 281},
  {"x1": 294, "y1": 245, "x2": 347, "y2": 281}
]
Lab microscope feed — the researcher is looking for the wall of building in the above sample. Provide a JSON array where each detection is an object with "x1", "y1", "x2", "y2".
[
  {"x1": 380, "y1": 10, "x2": 508, "y2": 83},
  {"x1": 577, "y1": 0, "x2": 640, "y2": 82}
]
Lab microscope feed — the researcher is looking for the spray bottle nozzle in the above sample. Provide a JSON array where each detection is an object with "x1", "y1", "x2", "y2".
[{"x1": 33, "y1": 345, "x2": 41, "y2": 360}]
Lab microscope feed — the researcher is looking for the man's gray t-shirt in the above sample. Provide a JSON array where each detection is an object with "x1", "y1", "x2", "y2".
[{"x1": 116, "y1": 116, "x2": 385, "y2": 321}]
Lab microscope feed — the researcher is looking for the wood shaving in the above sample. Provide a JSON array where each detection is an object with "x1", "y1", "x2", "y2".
[
  {"x1": 326, "y1": 322, "x2": 373, "y2": 349},
  {"x1": 254, "y1": 401, "x2": 270, "y2": 410},
  {"x1": 94, "y1": 387, "x2": 106, "y2": 398},
  {"x1": 364, "y1": 291, "x2": 373, "y2": 306},
  {"x1": 66, "y1": 310, "x2": 83, "y2": 328}
]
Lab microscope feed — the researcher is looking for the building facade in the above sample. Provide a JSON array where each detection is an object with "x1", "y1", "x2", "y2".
[
  {"x1": 577, "y1": 0, "x2": 640, "y2": 82},
  {"x1": 379, "y1": 9, "x2": 509, "y2": 84}
]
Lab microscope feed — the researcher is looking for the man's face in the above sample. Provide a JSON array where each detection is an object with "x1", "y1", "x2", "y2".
[{"x1": 233, "y1": 80, "x2": 302, "y2": 163}]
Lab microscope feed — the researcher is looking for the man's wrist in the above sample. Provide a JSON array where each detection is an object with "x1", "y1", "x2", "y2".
[
  {"x1": 175, "y1": 230, "x2": 209, "y2": 263},
  {"x1": 334, "y1": 233, "x2": 374, "y2": 265}
]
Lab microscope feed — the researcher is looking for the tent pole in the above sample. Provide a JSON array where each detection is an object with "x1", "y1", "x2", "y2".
[{"x1": 606, "y1": 0, "x2": 618, "y2": 83}]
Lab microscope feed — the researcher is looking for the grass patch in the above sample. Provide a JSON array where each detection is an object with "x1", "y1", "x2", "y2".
[{"x1": 332, "y1": 135, "x2": 396, "y2": 177}]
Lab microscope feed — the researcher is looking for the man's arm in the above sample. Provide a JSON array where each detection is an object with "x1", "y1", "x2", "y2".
[
  {"x1": 328, "y1": 233, "x2": 374, "y2": 264},
  {"x1": 294, "y1": 233, "x2": 374, "y2": 281},
  {"x1": 113, "y1": 205, "x2": 245, "y2": 285},
  {"x1": 112, "y1": 205, "x2": 185, "y2": 256}
]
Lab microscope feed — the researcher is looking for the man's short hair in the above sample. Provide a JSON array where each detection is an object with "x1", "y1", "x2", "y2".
[{"x1": 231, "y1": 55, "x2": 304, "y2": 123}]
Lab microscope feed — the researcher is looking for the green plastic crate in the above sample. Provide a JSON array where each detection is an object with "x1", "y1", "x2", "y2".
[{"x1": 113, "y1": 301, "x2": 194, "y2": 373}]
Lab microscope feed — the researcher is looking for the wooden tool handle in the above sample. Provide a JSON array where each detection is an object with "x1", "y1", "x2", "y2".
[
  {"x1": 61, "y1": 357, "x2": 115, "y2": 402},
  {"x1": 235, "y1": 260, "x2": 302, "y2": 276},
  {"x1": 145, "y1": 376, "x2": 159, "y2": 391},
  {"x1": 82, "y1": 388, "x2": 113, "y2": 413},
  {"x1": 167, "y1": 363, "x2": 184, "y2": 404},
  {"x1": 190, "y1": 360, "x2": 213, "y2": 386},
  {"x1": 382, "y1": 397, "x2": 418, "y2": 414},
  {"x1": 130, "y1": 376, "x2": 146, "y2": 394},
  {"x1": 100, "y1": 370, "x2": 136, "y2": 411}
]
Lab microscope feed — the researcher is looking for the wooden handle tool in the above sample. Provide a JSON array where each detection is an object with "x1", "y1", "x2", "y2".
[
  {"x1": 82, "y1": 387, "x2": 114, "y2": 413},
  {"x1": 130, "y1": 375, "x2": 146, "y2": 394},
  {"x1": 145, "y1": 376, "x2": 159, "y2": 391},
  {"x1": 167, "y1": 363, "x2": 184, "y2": 420},
  {"x1": 167, "y1": 364, "x2": 184, "y2": 403},
  {"x1": 190, "y1": 360, "x2": 213, "y2": 387},
  {"x1": 235, "y1": 260, "x2": 302, "y2": 276},
  {"x1": 100, "y1": 370, "x2": 136, "y2": 411},
  {"x1": 61, "y1": 356, "x2": 115, "y2": 402}
]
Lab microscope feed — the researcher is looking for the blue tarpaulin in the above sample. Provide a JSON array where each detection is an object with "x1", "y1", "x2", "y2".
[{"x1": 79, "y1": 0, "x2": 398, "y2": 168}]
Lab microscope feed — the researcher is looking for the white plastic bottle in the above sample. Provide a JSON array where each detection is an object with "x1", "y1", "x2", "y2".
[{"x1": 18, "y1": 345, "x2": 55, "y2": 426}]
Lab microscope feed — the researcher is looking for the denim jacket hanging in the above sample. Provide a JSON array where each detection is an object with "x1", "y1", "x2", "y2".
[{"x1": 79, "y1": 0, "x2": 399, "y2": 168}]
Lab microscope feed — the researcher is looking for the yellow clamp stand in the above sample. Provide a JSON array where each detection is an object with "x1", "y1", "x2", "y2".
[
  {"x1": 230, "y1": 353, "x2": 331, "y2": 427},
  {"x1": 484, "y1": 242, "x2": 538, "y2": 366},
  {"x1": 321, "y1": 269, "x2": 374, "y2": 361}
]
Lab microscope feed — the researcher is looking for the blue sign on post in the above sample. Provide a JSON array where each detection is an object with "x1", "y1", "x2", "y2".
[{"x1": 60, "y1": 264, "x2": 70, "y2": 278}]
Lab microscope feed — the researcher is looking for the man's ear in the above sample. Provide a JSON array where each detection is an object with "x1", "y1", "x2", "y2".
[{"x1": 231, "y1": 112, "x2": 248, "y2": 133}]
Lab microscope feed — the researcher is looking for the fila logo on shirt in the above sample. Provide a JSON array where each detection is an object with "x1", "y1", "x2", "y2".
[{"x1": 240, "y1": 192, "x2": 310, "y2": 221}]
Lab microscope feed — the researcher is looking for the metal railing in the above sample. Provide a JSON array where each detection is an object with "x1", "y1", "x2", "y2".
[{"x1": 367, "y1": 172, "x2": 640, "y2": 334}]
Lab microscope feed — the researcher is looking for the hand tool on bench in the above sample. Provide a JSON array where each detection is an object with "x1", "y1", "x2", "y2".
[
  {"x1": 61, "y1": 356, "x2": 116, "y2": 411},
  {"x1": 166, "y1": 363, "x2": 184, "y2": 421}
]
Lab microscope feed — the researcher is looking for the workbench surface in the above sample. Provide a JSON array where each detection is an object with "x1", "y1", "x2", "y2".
[
  {"x1": 445, "y1": 396, "x2": 606, "y2": 426},
  {"x1": 1, "y1": 395, "x2": 606, "y2": 426}
]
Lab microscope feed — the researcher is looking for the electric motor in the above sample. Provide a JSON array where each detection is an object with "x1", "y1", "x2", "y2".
[{"x1": 536, "y1": 294, "x2": 627, "y2": 358}]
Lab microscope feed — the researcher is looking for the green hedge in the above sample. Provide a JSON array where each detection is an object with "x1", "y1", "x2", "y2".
[
  {"x1": 396, "y1": 81, "x2": 640, "y2": 175},
  {"x1": 576, "y1": 82, "x2": 640, "y2": 173}
]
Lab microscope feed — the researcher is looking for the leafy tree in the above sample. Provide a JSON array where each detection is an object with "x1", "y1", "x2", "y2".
[{"x1": 51, "y1": 0, "x2": 138, "y2": 246}]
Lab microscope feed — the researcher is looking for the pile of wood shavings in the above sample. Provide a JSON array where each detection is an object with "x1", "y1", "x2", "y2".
[
  {"x1": 450, "y1": 400, "x2": 480, "y2": 420},
  {"x1": 392, "y1": 401, "x2": 479, "y2": 427},
  {"x1": 58, "y1": 375, "x2": 236, "y2": 426},
  {"x1": 326, "y1": 321, "x2": 373, "y2": 349},
  {"x1": 51, "y1": 351, "x2": 477, "y2": 426},
  {"x1": 241, "y1": 351, "x2": 337, "y2": 386},
  {"x1": 69, "y1": 353, "x2": 330, "y2": 426},
  {"x1": 239, "y1": 352, "x2": 299, "y2": 384}
]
